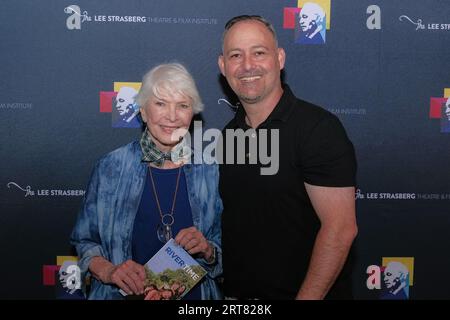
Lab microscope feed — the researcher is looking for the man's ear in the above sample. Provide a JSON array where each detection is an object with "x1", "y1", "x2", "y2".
[
  {"x1": 277, "y1": 48, "x2": 286, "y2": 70},
  {"x1": 218, "y1": 55, "x2": 225, "y2": 76}
]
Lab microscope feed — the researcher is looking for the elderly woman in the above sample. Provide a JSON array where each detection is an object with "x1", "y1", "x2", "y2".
[{"x1": 71, "y1": 63, "x2": 222, "y2": 300}]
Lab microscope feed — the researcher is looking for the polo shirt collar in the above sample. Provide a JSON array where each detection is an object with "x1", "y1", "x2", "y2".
[{"x1": 230, "y1": 84, "x2": 296, "y2": 129}]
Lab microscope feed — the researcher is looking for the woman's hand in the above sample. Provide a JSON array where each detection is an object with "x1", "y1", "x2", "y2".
[
  {"x1": 175, "y1": 226, "x2": 215, "y2": 263},
  {"x1": 91, "y1": 258, "x2": 146, "y2": 295}
]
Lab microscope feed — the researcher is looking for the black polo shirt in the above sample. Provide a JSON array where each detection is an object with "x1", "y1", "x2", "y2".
[{"x1": 219, "y1": 85, "x2": 356, "y2": 299}]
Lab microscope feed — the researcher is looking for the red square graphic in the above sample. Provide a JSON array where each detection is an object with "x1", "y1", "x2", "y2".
[
  {"x1": 283, "y1": 7, "x2": 300, "y2": 29},
  {"x1": 100, "y1": 91, "x2": 117, "y2": 113},
  {"x1": 430, "y1": 97, "x2": 446, "y2": 119},
  {"x1": 43, "y1": 265, "x2": 60, "y2": 286}
]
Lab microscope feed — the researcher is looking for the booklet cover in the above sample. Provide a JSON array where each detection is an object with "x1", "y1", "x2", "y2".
[{"x1": 120, "y1": 238, "x2": 207, "y2": 300}]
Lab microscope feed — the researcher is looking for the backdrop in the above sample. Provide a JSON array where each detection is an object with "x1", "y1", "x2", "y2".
[{"x1": 1, "y1": 0, "x2": 449, "y2": 299}]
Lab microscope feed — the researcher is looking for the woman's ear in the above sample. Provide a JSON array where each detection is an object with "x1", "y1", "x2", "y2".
[{"x1": 140, "y1": 107, "x2": 147, "y2": 123}]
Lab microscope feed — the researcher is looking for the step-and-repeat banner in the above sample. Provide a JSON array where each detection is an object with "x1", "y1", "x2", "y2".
[{"x1": 1, "y1": 0, "x2": 449, "y2": 299}]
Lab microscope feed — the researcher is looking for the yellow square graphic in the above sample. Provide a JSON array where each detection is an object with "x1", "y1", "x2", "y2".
[
  {"x1": 57, "y1": 256, "x2": 78, "y2": 266},
  {"x1": 297, "y1": 0, "x2": 331, "y2": 29},
  {"x1": 114, "y1": 82, "x2": 142, "y2": 92},
  {"x1": 444, "y1": 88, "x2": 450, "y2": 98},
  {"x1": 382, "y1": 257, "x2": 414, "y2": 286}
]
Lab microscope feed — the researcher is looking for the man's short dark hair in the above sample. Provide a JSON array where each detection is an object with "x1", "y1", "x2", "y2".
[{"x1": 222, "y1": 15, "x2": 278, "y2": 51}]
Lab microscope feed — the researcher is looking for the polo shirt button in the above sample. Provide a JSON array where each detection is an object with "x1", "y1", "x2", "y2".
[{"x1": 251, "y1": 133, "x2": 256, "y2": 138}]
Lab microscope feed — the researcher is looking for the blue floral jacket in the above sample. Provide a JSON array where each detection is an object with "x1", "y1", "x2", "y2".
[{"x1": 70, "y1": 141, "x2": 223, "y2": 300}]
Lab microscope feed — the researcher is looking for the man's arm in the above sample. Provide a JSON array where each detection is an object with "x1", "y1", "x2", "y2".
[{"x1": 296, "y1": 184, "x2": 357, "y2": 300}]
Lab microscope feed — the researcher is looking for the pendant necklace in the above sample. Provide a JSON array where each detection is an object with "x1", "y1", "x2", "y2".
[{"x1": 148, "y1": 165, "x2": 182, "y2": 243}]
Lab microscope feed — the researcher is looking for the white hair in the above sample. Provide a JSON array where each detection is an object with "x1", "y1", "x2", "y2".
[
  {"x1": 301, "y1": 2, "x2": 326, "y2": 23},
  {"x1": 385, "y1": 262, "x2": 409, "y2": 280},
  {"x1": 136, "y1": 63, "x2": 204, "y2": 114}
]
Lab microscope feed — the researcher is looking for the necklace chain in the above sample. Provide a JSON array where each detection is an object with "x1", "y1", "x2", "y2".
[{"x1": 148, "y1": 165, "x2": 182, "y2": 222}]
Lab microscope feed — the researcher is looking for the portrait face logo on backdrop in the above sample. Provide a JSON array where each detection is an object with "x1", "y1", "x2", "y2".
[
  {"x1": 59, "y1": 261, "x2": 81, "y2": 295},
  {"x1": 429, "y1": 88, "x2": 450, "y2": 133},
  {"x1": 283, "y1": 0, "x2": 330, "y2": 45},
  {"x1": 100, "y1": 82, "x2": 142, "y2": 128},
  {"x1": 43, "y1": 256, "x2": 84, "y2": 299},
  {"x1": 366, "y1": 257, "x2": 414, "y2": 300}
]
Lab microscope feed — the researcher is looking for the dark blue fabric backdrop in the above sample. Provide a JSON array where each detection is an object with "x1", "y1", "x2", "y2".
[{"x1": 0, "y1": 0, "x2": 449, "y2": 299}]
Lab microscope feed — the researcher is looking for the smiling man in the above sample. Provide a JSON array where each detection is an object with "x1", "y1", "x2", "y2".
[{"x1": 218, "y1": 15, "x2": 358, "y2": 300}]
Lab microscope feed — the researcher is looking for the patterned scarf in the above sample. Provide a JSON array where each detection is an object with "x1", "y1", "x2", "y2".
[{"x1": 140, "y1": 128, "x2": 190, "y2": 167}]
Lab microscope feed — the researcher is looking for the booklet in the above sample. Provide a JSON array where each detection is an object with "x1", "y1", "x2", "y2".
[{"x1": 120, "y1": 238, "x2": 207, "y2": 300}]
